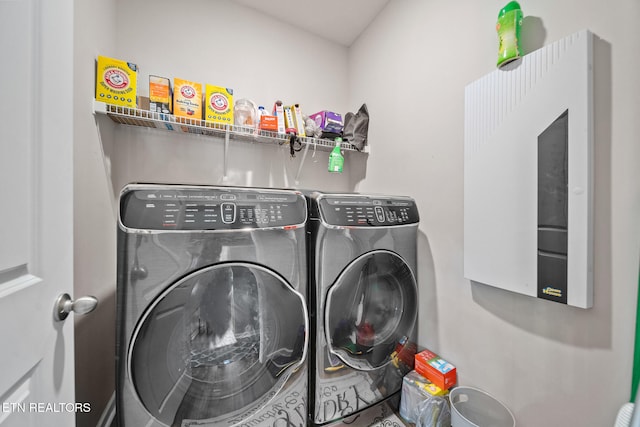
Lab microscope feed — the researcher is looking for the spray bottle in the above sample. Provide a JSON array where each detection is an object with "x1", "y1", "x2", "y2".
[{"x1": 328, "y1": 137, "x2": 344, "y2": 173}]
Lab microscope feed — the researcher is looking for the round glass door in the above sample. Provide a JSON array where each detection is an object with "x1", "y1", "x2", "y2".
[
  {"x1": 129, "y1": 263, "x2": 307, "y2": 426},
  {"x1": 325, "y1": 250, "x2": 417, "y2": 370}
]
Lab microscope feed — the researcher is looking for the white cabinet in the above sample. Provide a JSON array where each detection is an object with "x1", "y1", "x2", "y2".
[{"x1": 463, "y1": 30, "x2": 594, "y2": 308}]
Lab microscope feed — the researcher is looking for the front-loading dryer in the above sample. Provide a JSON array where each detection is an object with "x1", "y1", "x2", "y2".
[
  {"x1": 116, "y1": 184, "x2": 308, "y2": 427},
  {"x1": 306, "y1": 192, "x2": 419, "y2": 425}
]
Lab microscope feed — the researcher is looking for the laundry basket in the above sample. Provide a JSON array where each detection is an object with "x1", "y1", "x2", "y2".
[{"x1": 450, "y1": 386, "x2": 515, "y2": 427}]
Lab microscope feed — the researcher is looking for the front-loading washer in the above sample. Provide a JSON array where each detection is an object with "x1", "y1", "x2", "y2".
[
  {"x1": 306, "y1": 191, "x2": 420, "y2": 425},
  {"x1": 116, "y1": 184, "x2": 308, "y2": 427}
]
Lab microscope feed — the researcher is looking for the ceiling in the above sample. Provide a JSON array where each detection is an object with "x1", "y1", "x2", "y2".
[{"x1": 233, "y1": 0, "x2": 390, "y2": 46}]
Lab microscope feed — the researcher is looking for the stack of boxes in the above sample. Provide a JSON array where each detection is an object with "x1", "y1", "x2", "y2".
[
  {"x1": 309, "y1": 110, "x2": 343, "y2": 135},
  {"x1": 95, "y1": 56, "x2": 236, "y2": 126},
  {"x1": 399, "y1": 348, "x2": 457, "y2": 424}
]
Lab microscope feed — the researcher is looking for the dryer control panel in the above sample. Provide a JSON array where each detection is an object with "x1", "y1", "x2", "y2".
[
  {"x1": 120, "y1": 186, "x2": 306, "y2": 230},
  {"x1": 318, "y1": 196, "x2": 419, "y2": 227}
]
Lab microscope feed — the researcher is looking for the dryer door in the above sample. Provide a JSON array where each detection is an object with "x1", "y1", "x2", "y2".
[
  {"x1": 128, "y1": 262, "x2": 307, "y2": 426},
  {"x1": 325, "y1": 250, "x2": 418, "y2": 370}
]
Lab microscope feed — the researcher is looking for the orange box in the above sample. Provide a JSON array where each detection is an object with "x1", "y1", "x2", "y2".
[
  {"x1": 149, "y1": 75, "x2": 171, "y2": 113},
  {"x1": 414, "y1": 349, "x2": 457, "y2": 390},
  {"x1": 173, "y1": 78, "x2": 202, "y2": 119},
  {"x1": 259, "y1": 115, "x2": 278, "y2": 131}
]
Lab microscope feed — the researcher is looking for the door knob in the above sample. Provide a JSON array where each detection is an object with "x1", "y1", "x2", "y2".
[{"x1": 54, "y1": 293, "x2": 98, "y2": 321}]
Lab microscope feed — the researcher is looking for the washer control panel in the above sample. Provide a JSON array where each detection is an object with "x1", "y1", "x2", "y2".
[
  {"x1": 120, "y1": 187, "x2": 306, "y2": 230},
  {"x1": 318, "y1": 196, "x2": 419, "y2": 226}
]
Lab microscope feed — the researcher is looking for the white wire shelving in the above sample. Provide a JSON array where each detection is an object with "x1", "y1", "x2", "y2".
[
  {"x1": 93, "y1": 100, "x2": 368, "y2": 183},
  {"x1": 93, "y1": 101, "x2": 368, "y2": 153}
]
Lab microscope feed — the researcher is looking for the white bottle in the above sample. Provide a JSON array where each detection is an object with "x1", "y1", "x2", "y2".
[{"x1": 253, "y1": 106, "x2": 267, "y2": 136}]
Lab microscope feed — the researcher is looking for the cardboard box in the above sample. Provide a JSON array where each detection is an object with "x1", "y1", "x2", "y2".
[
  {"x1": 414, "y1": 349, "x2": 457, "y2": 390},
  {"x1": 399, "y1": 370, "x2": 449, "y2": 423},
  {"x1": 95, "y1": 55, "x2": 138, "y2": 108},
  {"x1": 173, "y1": 78, "x2": 203, "y2": 119},
  {"x1": 259, "y1": 115, "x2": 278, "y2": 131},
  {"x1": 149, "y1": 75, "x2": 172, "y2": 113},
  {"x1": 291, "y1": 104, "x2": 306, "y2": 137},
  {"x1": 138, "y1": 96, "x2": 150, "y2": 111},
  {"x1": 204, "y1": 84, "x2": 233, "y2": 124},
  {"x1": 283, "y1": 105, "x2": 297, "y2": 134},
  {"x1": 310, "y1": 110, "x2": 343, "y2": 133}
]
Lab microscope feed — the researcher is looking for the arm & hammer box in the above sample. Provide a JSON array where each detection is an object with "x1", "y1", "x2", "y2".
[
  {"x1": 173, "y1": 78, "x2": 203, "y2": 119},
  {"x1": 414, "y1": 349, "x2": 457, "y2": 390},
  {"x1": 95, "y1": 55, "x2": 138, "y2": 108},
  {"x1": 205, "y1": 84, "x2": 234, "y2": 125}
]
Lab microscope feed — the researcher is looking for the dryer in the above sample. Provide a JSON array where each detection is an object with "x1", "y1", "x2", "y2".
[
  {"x1": 116, "y1": 184, "x2": 308, "y2": 427},
  {"x1": 306, "y1": 192, "x2": 420, "y2": 425}
]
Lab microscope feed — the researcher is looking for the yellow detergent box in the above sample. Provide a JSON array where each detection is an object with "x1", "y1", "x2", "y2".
[
  {"x1": 204, "y1": 84, "x2": 234, "y2": 124},
  {"x1": 173, "y1": 78, "x2": 203, "y2": 119},
  {"x1": 283, "y1": 105, "x2": 297, "y2": 133},
  {"x1": 149, "y1": 75, "x2": 172, "y2": 113},
  {"x1": 291, "y1": 104, "x2": 306, "y2": 137},
  {"x1": 95, "y1": 55, "x2": 138, "y2": 108}
]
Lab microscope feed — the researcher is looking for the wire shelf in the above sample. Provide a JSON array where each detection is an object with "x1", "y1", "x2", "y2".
[{"x1": 93, "y1": 101, "x2": 367, "y2": 153}]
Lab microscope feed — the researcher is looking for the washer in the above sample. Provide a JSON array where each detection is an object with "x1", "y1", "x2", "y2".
[
  {"x1": 306, "y1": 192, "x2": 420, "y2": 425},
  {"x1": 116, "y1": 184, "x2": 308, "y2": 427}
]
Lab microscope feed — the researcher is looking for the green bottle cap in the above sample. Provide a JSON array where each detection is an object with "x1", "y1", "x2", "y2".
[{"x1": 498, "y1": 1, "x2": 521, "y2": 18}]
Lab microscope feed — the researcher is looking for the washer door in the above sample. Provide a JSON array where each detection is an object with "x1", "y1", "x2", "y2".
[
  {"x1": 129, "y1": 263, "x2": 307, "y2": 426},
  {"x1": 325, "y1": 250, "x2": 417, "y2": 371}
]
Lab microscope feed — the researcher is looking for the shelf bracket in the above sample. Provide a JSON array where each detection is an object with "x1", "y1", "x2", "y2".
[
  {"x1": 222, "y1": 124, "x2": 230, "y2": 182},
  {"x1": 294, "y1": 140, "x2": 312, "y2": 185}
]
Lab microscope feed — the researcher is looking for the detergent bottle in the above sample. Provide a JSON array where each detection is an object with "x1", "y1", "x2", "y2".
[{"x1": 496, "y1": 1, "x2": 523, "y2": 68}]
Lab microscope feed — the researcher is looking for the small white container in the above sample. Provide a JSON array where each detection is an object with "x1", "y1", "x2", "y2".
[{"x1": 450, "y1": 386, "x2": 515, "y2": 427}]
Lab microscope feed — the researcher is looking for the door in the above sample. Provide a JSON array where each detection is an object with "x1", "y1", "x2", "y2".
[
  {"x1": 127, "y1": 263, "x2": 307, "y2": 426},
  {"x1": 0, "y1": 0, "x2": 76, "y2": 425},
  {"x1": 325, "y1": 250, "x2": 418, "y2": 371}
]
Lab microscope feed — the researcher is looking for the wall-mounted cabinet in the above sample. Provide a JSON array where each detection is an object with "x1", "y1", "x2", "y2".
[{"x1": 463, "y1": 30, "x2": 594, "y2": 309}]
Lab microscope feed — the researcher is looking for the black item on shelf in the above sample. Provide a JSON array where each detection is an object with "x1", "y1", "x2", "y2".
[
  {"x1": 288, "y1": 132, "x2": 302, "y2": 158},
  {"x1": 320, "y1": 131, "x2": 342, "y2": 141},
  {"x1": 343, "y1": 103, "x2": 369, "y2": 151}
]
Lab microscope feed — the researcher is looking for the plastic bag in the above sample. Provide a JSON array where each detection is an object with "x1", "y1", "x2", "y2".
[
  {"x1": 342, "y1": 103, "x2": 369, "y2": 151},
  {"x1": 416, "y1": 396, "x2": 451, "y2": 427}
]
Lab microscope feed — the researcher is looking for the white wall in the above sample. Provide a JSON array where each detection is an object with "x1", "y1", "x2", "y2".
[
  {"x1": 105, "y1": 0, "x2": 367, "y2": 194},
  {"x1": 349, "y1": 1, "x2": 640, "y2": 426},
  {"x1": 73, "y1": 0, "x2": 118, "y2": 426}
]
